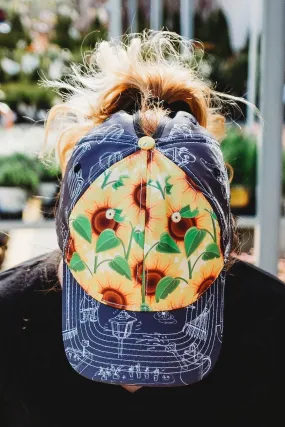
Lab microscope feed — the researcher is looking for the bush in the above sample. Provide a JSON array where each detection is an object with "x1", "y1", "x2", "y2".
[
  {"x1": 37, "y1": 161, "x2": 62, "y2": 182},
  {"x1": 221, "y1": 128, "x2": 257, "y2": 189},
  {"x1": 1, "y1": 82, "x2": 55, "y2": 114},
  {"x1": 0, "y1": 153, "x2": 39, "y2": 193}
]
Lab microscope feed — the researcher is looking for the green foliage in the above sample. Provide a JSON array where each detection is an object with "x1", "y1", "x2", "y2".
[
  {"x1": 221, "y1": 128, "x2": 257, "y2": 188},
  {"x1": 82, "y1": 16, "x2": 108, "y2": 50},
  {"x1": 52, "y1": 15, "x2": 77, "y2": 51},
  {"x1": 0, "y1": 13, "x2": 30, "y2": 49},
  {"x1": 0, "y1": 153, "x2": 39, "y2": 193},
  {"x1": 37, "y1": 162, "x2": 61, "y2": 182},
  {"x1": 194, "y1": 8, "x2": 232, "y2": 58},
  {"x1": 1, "y1": 83, "x2": 55, "y2": 110}
]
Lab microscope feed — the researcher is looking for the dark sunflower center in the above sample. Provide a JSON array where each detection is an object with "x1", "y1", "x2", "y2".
[
  {"x1": 198, "y1": 276, "x2": 216, "y2": 295},
  {"x1": 133, "y1": 183, "x2": 147, "y2": 209},
  {"x1": 102, "y1": 288, "x2": 126, "y2": 309},
  {"x1": 135, "y1": 262, "x2": 164, "y2": 296},
  {"x1": 168, "y1": 216, "x2": 197, "y2": 240},
  {"x1": 91, "y1": 207, "x2": 118, "y2": 235}
]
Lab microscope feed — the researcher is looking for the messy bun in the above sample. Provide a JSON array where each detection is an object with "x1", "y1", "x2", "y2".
[{"x1": 42, "y1": 30, "x2": 249, "y2": 172}]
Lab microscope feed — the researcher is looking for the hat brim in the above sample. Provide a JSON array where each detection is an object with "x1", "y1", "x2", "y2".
[{"x1": 62, "y1": 259, "x2": 225, "y2": 386}]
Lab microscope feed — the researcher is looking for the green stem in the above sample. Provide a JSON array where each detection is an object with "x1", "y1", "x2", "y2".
[
  {"x1": 190, "y1": 252, "x2": 206, "y2": 277},
  {"x1": 141, "y1": 262, "x2": 146, "y2": 304},
  {"x1": 83, "y1": 261, "x2": 93, "y2": 277},
  {"x1": 148, "y1": 181, "x2": 165, "y2": 199},
  {"x1": 212, "y1": 216, "x2": 217, "y2": 243},
  {"x1": 118, "y1": 238, "x2": 127, "y2": 258},
  {"x1": 188, "y1": 259, "x2": 192, "y2": 279},
  {"x1": 176, "y1": 276, "x2": 188, "y2": 284},
  {"x1": 101, "y1": 171, "x2": 111, "y2": 189},
  {"x1": 94, "y1": 255, "x2": 98, "y2": 273},
  {"x1": 155, "y1": 180, "x2": 165, "y2": 199},
  {"x1": 102, "y1": 180, "x2": 118, "y2": 188},
  {"x1": 204, "y1": 229, "x2": 215, "y2": 242},
  {"x1": 126, "y1": 224, "x2": 134, "y2": 260},
  {"x1": 205, "y1": 209, "x2": 217, "y2": 242},
  {"x1": 144, "y1": 242, "x2": 159, "y2": 260},
  {"x1": 95, "y1": 258, "x2": 112, "y2": 272}
]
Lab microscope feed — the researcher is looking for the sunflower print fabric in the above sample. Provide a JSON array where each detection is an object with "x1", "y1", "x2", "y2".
[{"x1": 66, "y1": 149, "x2": 224, "y2": 312}]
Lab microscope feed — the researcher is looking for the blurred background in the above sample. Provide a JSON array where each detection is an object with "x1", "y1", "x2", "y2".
[{"x1": 0, "y1": 0, "x2": 284, "y2": 280}]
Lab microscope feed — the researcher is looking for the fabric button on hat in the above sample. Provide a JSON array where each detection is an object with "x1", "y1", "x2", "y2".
[{"x1": 138, "y1": 136, "x2": 155, "y2": 150}]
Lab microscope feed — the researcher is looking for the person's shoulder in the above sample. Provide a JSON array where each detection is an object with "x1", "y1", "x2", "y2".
[
  {"x1": 225, "y1": 258, "x2": 285, "y2": 308},
  {"x1": 0, "y1": 250, "x2": 61, "y2": 304}
]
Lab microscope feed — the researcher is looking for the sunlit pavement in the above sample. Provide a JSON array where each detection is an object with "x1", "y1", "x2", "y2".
[{"x1": 2, "y1": 227, "x2": 58, "y2": 271}]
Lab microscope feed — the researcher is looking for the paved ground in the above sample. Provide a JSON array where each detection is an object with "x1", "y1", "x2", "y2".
[{"x1": 2, "y1": 228, "x2": 58, "y2": 271}]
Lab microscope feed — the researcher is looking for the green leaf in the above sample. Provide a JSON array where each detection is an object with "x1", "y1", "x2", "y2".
[
  {"x1": 140, "y1": 303, "x2": 151, "y2": 311},
  {"x1": 112, "y1": 180, "x2": 124, "y2": 190},
  {"x1": 119, "y1": 175, "x2": 129, "y2": 180},
  {"x1": 211, "y1": 212, "x2": 218, "y2": 221},
  {"x1": 180, "y1": 205, "x2": 199, "y2": 218},
  {"x1": 109, "y1": 256, "x2": 131, "y2": 279},
  {"x1": 147, "y1": 179, "x2": 153, "y2": 184},
  {"x1": 184, "y1": 227, "x2": 206, "y2": 257},
  {"x1": 96, "y1": 229, "x2": 121, "y2": 253},
  {"x1": 72, "y1": 215, "x2": 92, "y2": 243},
  {"x1": 165, "y1": 183, "x2": 173, "y2": 195},
  {"x1": 156, "y1": 233, "x2": 180, "y2": 254},
  {"x1": 134, "y1": 229, "x2": 145, "y2": 249},
  {"x1": 69, "y1": 252, "x2": 86, "y2": 272},
  {"x1": 114, "y1": 209, "x2": 124, "y2": 223},
  {"x1": 202, "y1": 243, "x2": 221, "y2": 260},
  {"x1": 155, "y1": 276, "x2": 181, "y2": 303}
]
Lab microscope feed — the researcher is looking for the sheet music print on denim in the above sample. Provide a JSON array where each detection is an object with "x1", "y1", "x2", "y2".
[{"x1": 57, "y1": 111, "x2": 231, "y2": 386}]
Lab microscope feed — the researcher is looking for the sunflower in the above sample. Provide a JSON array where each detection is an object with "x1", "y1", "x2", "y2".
[
  {"x1": 130, "y1": 252, "x2": 188, "y2": 309},
  {"x1": 118, "y1": 152, "x2": 160, "y2": 231},
  {"x1": 190, "y1": 257, "x2": 224, "y2": 299},
  {"x1": 70, "y1": 181, "x2": 127, "y2": 238},
  {"x1": 96, "y1": 271, "x2": 141, "y2": 310},
  {"x1": 65, "y1": 236, "x2": 76, "y2": 263}
]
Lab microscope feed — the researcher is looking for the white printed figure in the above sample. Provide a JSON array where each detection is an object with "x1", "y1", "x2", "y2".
[
  {"x1": 111, "y1": 365, "x2": 122, "y2": 380},
  {"x1": 82, "y1": 340, "x2": 89, "y2": 357},
  {"x1": 128, "y1": 366, "x2": 134, "y2": 378},
  {"x1": 135, "y1": 363, "x2": 141, "y2": 379},
  {"x1": 160, "y1": 146, "x2": 195, "y2": 167},
  {"x1": 144, "y1": 367, "x2": 150, "y2": 379},
  {"x1": 153, "y1": 311, "x2": 177, "y2": 324},
  {"x1": 153, "y1": 368, "x2": 159, "y2": 381},
  {"x1": 95, "y1": 367, "x2": 108, "y2": 381},
  {"x1": 80, "y1": 295, "x2": 99, "y2": 323}
]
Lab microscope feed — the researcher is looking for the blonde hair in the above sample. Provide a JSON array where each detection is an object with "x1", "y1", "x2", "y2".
[{"x1": 42, "y1": 30, "x2": 250, "y2": 173}]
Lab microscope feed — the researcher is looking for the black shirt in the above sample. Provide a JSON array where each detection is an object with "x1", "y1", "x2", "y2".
[{"x1": 0, "y1": 251, "x2": 285, "y2": 427}]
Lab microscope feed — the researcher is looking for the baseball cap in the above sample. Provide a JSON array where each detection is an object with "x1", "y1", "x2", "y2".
[{"x1": 56, "y1": 110, "x2": 232, "y2": 386}]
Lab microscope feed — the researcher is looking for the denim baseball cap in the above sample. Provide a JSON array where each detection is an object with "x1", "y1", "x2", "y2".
[{"x1": 56, "y1": 110, "x2": 232, "y2": 386}]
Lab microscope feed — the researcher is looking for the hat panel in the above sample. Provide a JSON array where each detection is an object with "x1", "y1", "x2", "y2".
[{"x1": 66, "y1": 149, "x2": 224, "y2": 312}]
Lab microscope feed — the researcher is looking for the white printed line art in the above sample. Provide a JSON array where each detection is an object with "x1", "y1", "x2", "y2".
[
  {"x1": 109, "y1": 311, "x2": 137, "y2": 358},
  {"x1": 159, "y1": 146, "x2": 196, "y2": 167},
  {"x1": 182, "y1": 295, "x2": 214, "y2": 341},
  {"x1": 153, "y1": 311, "x2": 177, "y2": 324}
]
